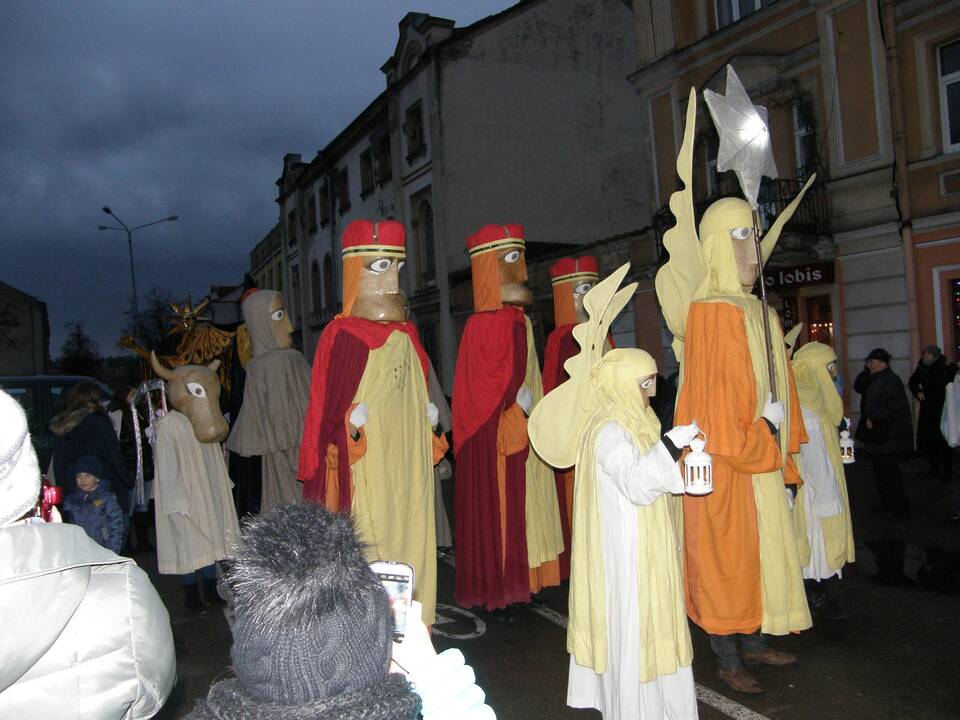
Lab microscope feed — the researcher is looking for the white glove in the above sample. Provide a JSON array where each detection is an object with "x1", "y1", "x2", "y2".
[
  {"x1": 516, "y1": 386, "x2": 534, "y2": 415},
  {"x1": 349, "y1": 403, "x2": 368, "y2": 429},
  {"x1": 426, "y1": 402, "x2": 440, "y2": 428},
  {"x1": 762, "y1": 393, "x2": 785, "y2": 428},
  {"x1": 665, "y1": 422, "x2": 699, "y2": 448},
  {"x1": 784, "y1": 487, "x2": 795, "y2": 510}
]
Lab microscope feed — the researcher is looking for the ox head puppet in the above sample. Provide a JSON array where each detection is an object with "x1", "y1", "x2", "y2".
[{"x1": 150, "y1": 351, "x2": 229, "y2": 443}]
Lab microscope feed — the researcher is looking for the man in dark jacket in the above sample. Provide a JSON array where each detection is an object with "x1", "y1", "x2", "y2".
[
  {"x1": 854, "y1": 348, "x2": 914, "y2": 515},
  {"x1": 908, "y1": 345, "x2": 957, "y2": 481}
]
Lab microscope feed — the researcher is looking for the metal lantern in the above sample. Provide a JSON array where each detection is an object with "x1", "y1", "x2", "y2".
[
  {"x1": 684, "y1": 431, "x2": 713, "y2": 495},
  {"x1": 839, "y1": 429, "x2": 855, "y2": 465}
]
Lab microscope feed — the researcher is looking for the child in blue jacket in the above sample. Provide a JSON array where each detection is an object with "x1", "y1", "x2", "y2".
[{"x1": 62, "y1": 455, "x2": 125, "y2": 554}]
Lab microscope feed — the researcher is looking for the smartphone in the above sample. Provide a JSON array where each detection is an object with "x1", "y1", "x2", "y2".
[{"x1": 370, "y1": 560, "x2": 414, "y2": 641}]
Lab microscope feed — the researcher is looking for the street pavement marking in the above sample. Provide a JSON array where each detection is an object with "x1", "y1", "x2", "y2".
[
  {"x1": 440, "y1": 553, "x2": 772, "y2": 720},
  {"x1": 433, "y1": 603, "x2": 487, "y2": 640}
]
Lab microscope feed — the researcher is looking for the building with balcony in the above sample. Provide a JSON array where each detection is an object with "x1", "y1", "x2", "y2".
[
  {"x1": 629, "y1": 0, "x2": 960, "y2": 400},
  {"x1": 275, "y1": 0, "x2": 648, "y2": 389}
]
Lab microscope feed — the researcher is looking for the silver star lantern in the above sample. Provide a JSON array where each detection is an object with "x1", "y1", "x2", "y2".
[{"x1": 703, "y1": 65, "x2": 778, "y2": 209}]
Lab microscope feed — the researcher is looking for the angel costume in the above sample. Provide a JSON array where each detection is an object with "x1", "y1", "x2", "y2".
[
  {"x1": 225, "y1": 290, "x2": 311, "y2": 512},
  {"x1": 792, "y1": 343, "x2": 855, "y2": 580},
  {"x1": 656, "y1": 91, "x2": 814, "y2": 641},
  {"x1": 530, "y1": 267, "x2": 697, "y2": 719}
]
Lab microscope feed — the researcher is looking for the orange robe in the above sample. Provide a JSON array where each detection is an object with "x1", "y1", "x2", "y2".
[{"x1": 676, "y1": 301, "x2": 804, "y2": 635}]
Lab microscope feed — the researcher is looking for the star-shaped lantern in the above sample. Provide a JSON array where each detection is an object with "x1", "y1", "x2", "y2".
[
  {"x1": 703, "y1": 65, "x2": 778, "y2": 209},
  {"x1": 166, "y1": 294, "x2": 211, "y2": 337}
]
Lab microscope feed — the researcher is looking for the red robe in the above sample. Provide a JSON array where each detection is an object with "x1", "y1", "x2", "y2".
[
  {"x1": 453, "y1": 305, "x2": 530, "y2": 609},
  {"x1": 298, "y1": 315, "x2": 429, "y2": 508}
]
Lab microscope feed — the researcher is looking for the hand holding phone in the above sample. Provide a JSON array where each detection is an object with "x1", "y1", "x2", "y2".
[{"x1": 370, "y1": 560, "x2": 414, "y2": 641}]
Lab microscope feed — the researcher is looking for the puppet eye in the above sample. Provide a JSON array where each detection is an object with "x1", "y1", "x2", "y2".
[
  {"x1": 271, "y1": 309, "x2": 285, "y2": 322},
  {"x1": 574, "y1": 282, "x2": 593, "y2": 295},
  {"x1": 503, "y1": 250, "x2": 521, "y2": 264},
  {"x1": 370, "y1": 258, "x2": 393, "y2": 273},
  {"x1": 186, "y1": 382, "x2": 207, "y2": 398},
  {"x1": 827, "y1": 362, "x2": 836, "y2": 373},
  {"x1": 398, "y1": 260, "x2": 405, "y2": 271},
  {"x1": 730, "y1": 226, "x2": 752, "y2": 241},
  {"x1": 639, "y1": 378, "x2": 655, "y2": 390}
]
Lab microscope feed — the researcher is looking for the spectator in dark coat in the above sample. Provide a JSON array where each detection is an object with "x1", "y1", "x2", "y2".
[
  {"x1": 854, "y1": 348, "x2": 914, "y2": 515},
  {"x1": 50, "y1": 382, "x2": 133, "y2": 516},
  {"x1": 61, "y1": 456, "x2": 126, "y2": 554},
  {"x1": 908, "y1": 345, "x2": 958, "y2": 481}
]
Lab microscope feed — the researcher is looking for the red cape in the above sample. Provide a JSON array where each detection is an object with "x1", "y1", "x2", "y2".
[
  {"x1": 298, "y1": 315, "x2": 429, "y2": 508},
  {"x1": 452, "y1": 305, "x2": 530, "y2": 609}
]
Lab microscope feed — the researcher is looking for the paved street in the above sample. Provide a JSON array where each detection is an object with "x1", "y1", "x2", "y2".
[{"x1": 153, "y1": 456, "x2": 960, "y2": 720}]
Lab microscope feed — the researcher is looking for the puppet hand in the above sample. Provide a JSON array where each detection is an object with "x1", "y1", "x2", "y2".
[
  {"x1": 665, "y1": 422, "x2": 699, "y2": 448},
  {"x1": 349, "y1": 403, "x2": 369, "y2": 429},
  {"x1": 516, "y1": 387, "x2": 534, "y2": 415},
  {"x1": 762, "y1": 394, "x2": 785, "y2": 428},
  {"x1": 426, "y1": 402, "x2": 440, "y2": 428}
]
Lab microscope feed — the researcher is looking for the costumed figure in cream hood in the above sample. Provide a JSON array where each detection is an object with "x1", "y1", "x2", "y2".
[
  {"x1": 151, "y1": 352, "x2": 240, "y2": 610},
  {"x1": 297, "y1": 219, "x2": 447, "y2": 626},
  {"x1": 452, "y1": 224, "x2": 564, "y2": 611},
  {"x1": 655, "y1": 68, "x2": 816, "y2": 694},
  {"x1": 791, "y1": 342, "x2": 854, "y2": 621},
  {"x1": 226, "y1": 287, "x2": 310, "y2": 512},
  {"x1": 530, "y1": 264, "x2": 701, "y2": 719},
  {"x1": 542, "y1": 255, "x2": 602, "y2": 580}
]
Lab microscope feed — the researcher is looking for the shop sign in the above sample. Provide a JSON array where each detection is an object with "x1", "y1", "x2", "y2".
[{"x1": 763, "y1": 261, "x2": 834, "y2": 292}]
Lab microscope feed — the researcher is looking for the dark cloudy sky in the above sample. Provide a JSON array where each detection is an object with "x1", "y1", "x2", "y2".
[{"x1": 0, "y1": 0, "x2": 514, "y2": 358}]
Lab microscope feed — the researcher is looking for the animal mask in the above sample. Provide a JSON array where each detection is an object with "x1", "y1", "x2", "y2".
[{"x1": 150, "y1": 351, "x2": 229, "y2": 443}]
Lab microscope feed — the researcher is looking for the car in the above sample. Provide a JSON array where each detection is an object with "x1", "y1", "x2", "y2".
[{"x1": 0, "y1": 375, "x2": 112, "y2": 472}]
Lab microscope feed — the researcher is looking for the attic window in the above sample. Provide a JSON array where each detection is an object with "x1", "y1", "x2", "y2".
[
  {"x1": 401, "y1": 42, "x2": 422, "y2": 74},
  {"x1": 403, "y1": 101, "x2": 426, "y2": 164}
]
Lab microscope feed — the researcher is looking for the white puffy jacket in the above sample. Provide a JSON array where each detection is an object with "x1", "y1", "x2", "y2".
[{"x1": 0, "y1": 522, "x2": 176, "y2": 717}]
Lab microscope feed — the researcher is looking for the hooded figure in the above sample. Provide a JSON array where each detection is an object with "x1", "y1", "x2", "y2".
[
  {"x1": 297, "y1": 220, "x2": 447, "y2": 626},
  {"x1": 452, "y1": 224, "x2": 563, "y2": 611},
  {"x1": 655, "y1": 90, "x2": 812, "y2": 694},
  {"x1": 226, "y1": 289, "x2": 311, "y2": 512},
  {"x1": 530, "y1": 267, "x2": 700, "y2": 719},
  {"x1": 185, "y1": 503, "x2": 420, "y2": 720},
  {"x1": 542, "y1": 255, "x2": 601, "y2": 580}
]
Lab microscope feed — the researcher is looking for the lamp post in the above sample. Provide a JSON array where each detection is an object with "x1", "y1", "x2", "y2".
[{"x1": 98, "y1": 206, "x2": 178, "y2": 315}]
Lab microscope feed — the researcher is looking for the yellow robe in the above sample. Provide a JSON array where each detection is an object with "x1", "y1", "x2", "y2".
[{"x1": 346, "y1": 332, "x2": 438, "y2": 625}]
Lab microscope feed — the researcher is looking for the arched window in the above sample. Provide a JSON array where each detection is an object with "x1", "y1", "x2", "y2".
[
  {"x1": 417, "y1": 199, "x2": 435, "y2": 280},
  {"x1": 310, "y1": 260, "x2": 321, "y2": 315},
  {"x1": 323, "y1": 254, "x2": 336, "y2": 310}
]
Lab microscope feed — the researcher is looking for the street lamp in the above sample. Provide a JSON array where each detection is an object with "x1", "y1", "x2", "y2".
[{"x1": 98, "y1": 206, "x2": 178, "y2": 315}]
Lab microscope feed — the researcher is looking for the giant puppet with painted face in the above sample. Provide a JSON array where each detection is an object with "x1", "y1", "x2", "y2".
[
  {"x1": 542, "y1": 256, "x2": 601, "y2": 580},
  {"x1": 226, "y1": 289, "x2": 310, "y2": 512},
  {"x1": 297, "y1": 219, "x2": 447, "y2": 625},
  {"x1": 150, "y1": 354, "x2": 240, "y2": 586},
  {"x1": 655, "y1": 85, "x2": 815, "y2": 693},
  {"x1": 452, "y1": 224, "x2": 564, "y2": 611}
]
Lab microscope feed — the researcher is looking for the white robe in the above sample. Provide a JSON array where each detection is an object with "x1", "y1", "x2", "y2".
[
  {"x1": 567, "y1": 422, "x2": 699, "y2": 720},
  {"x1": 153, "y1": 411, "x2": 240, "y2": 575},
  {"x1": 797, "y1": 406, "x2": 844, "y2": 581}
]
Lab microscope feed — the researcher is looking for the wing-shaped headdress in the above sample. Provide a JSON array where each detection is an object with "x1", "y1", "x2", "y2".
[{"x1": 529, "y1": 263, "x2": 636, "y2": 469}]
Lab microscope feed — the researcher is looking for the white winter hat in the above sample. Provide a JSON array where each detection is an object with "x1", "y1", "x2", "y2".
[{"x1": 0, "y1": 389, "x2": 40, "y2": 526}]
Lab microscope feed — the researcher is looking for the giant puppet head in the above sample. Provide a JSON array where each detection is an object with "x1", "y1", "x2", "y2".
[
  {"x1": 698, "y1": 197, "x2": 759, "y2": 295},
  {"x1": 340, "y1": 219, "x2": 408, "y2": 322},
  {"x1": 242, "y1": 289, "x2": 294, "y2": 355},
  {"x1": 466, "y1": 224, "x2": 532, "y2": 311},
  {"x1": 150, "y1": 351, "x2": 229, "y2": 443},
  {"x1": 549, "y1": 256, "x2": 600, "y2": 326}
]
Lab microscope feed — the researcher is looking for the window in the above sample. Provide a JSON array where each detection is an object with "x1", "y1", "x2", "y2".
[
  {"x1": 939, "y1": 38, "x2": 960, "y2": 152},
  {"x1": 403, "y1": 101, "x2": 426, "y2": 163},
  {"x1": 290, "y1": 265, "x2": 301, "y2": 327},
  {"x1": 375, "y1": 134, "x2": 392, "y2": 185},
  {"x1": 793, "y1": 101, "x2": 817, "y2": 180},
  {"x1": 360, "y1": 149, "x2": 374, "y2": 198},
  {"x1": 310, "y1": 260, "x2": 321, "y2": 316},
  {"x1": 276, "y1": 262, "x2": 283, "y2": 291},
  {"x1": 416, "y1": 199, "x2": 436, "y2": 281},
  {"x1": 319, "y1": 183, "x2": 331, "y2": 226},
  {"x1": 337, "y1": 167, "x2": 350, "y2": 215},
  {"x1": 307, "y1": 194, "x2": 318, "y2": 233},
  {"x1": 705, "y1": 132, "x2": 720, "y2": 197},
  {"x1": 323, "y1": 254, "x2": 336, "y2": 310},
  {"x1": 286, "y1": 210, "x2": 297, "y2": 247},
  {"x1": 716, "y1": 0, "x2": 778, "y2": 29}
]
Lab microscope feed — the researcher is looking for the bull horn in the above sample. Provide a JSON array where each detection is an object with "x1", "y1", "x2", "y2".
[
  {"x1": 207, "y1": 358, "x2": 222, "y2": 373},
  {"x1": 150, "y1": 351, "x2": 176, "y2": 381}
]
